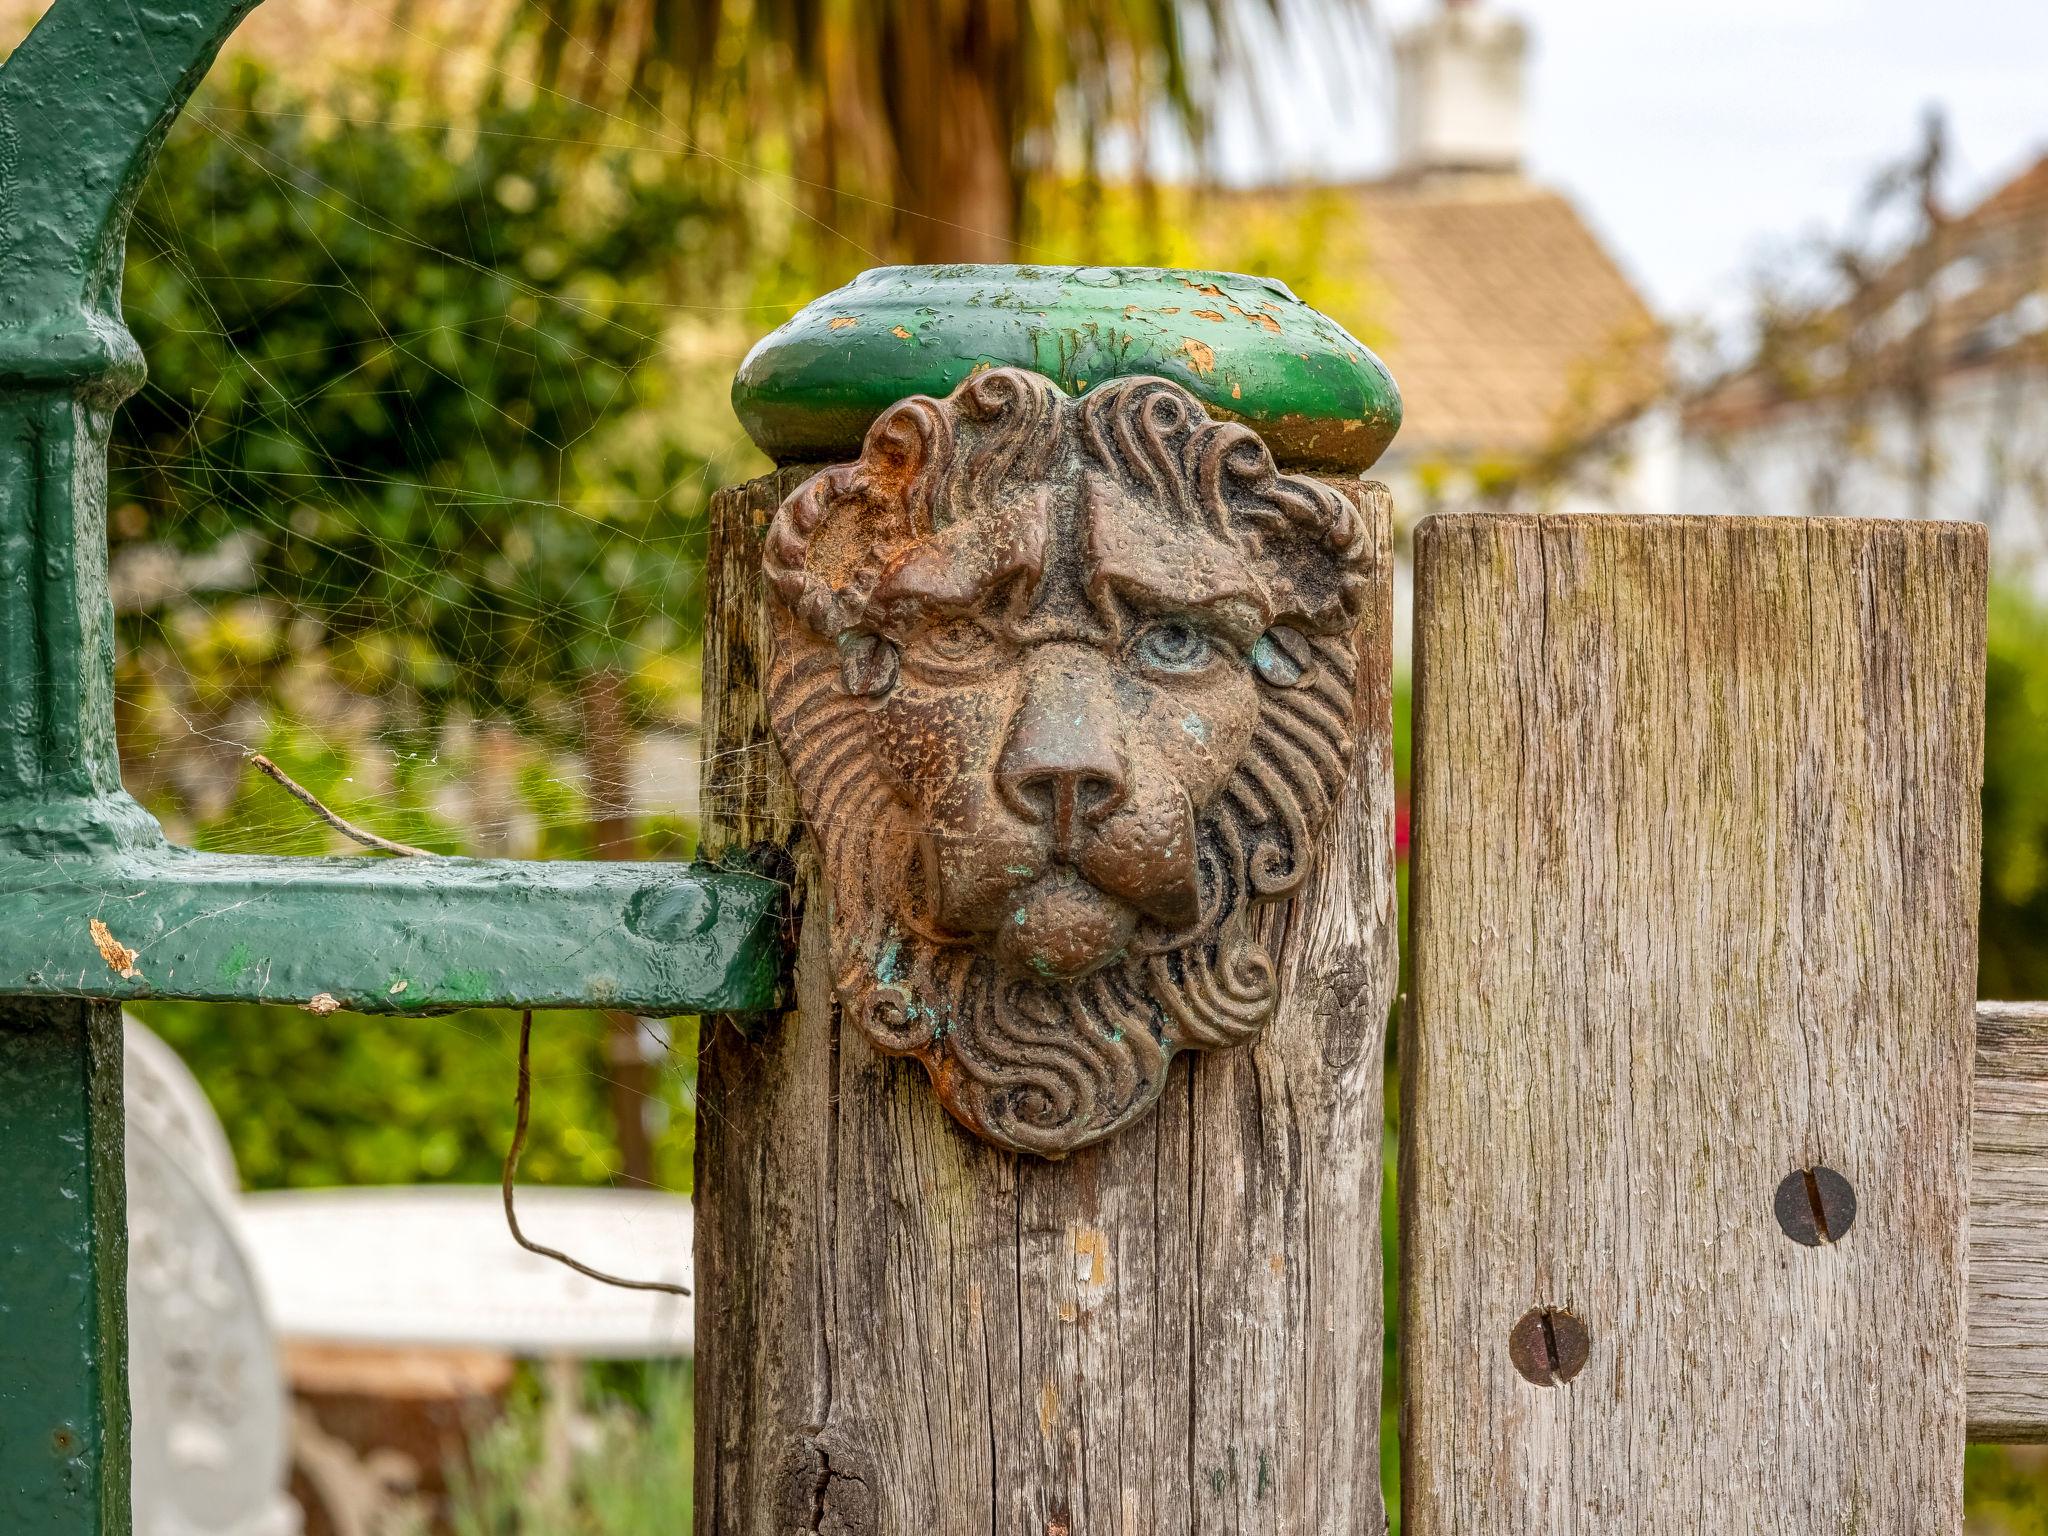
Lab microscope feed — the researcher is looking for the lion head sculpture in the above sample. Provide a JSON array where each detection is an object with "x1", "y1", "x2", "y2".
[{"x1": 763, "y1": 366, "x2": 1372, "y2": 1156}]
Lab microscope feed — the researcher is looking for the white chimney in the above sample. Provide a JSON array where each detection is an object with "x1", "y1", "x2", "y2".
[{"x1": 1393, "y1": 0, "x2": 1530, "y2": 177}]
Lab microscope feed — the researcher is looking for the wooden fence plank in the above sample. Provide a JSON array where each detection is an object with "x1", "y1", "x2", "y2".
[
  {"x1": 1972, "y1": 1000, "x2": 2048, "y2": 1443},
  {"x1": 696, "y1": 471, "x2": 1398, "y2": 1535},
  {"x1": 1404, "y1": 514, "x2": 1986, "y2": 1534}
]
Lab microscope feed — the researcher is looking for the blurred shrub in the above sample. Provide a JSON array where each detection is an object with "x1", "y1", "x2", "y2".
[
  {"x1": 1982, "y1": 585, "x2": 2048, "y2": 999},
  {"x1": 134, "y1": 997, "x2": 698, "y2": 1192},
  {"x1": 411, "y1": 1364, "x2": 692, "y2": 1535},
  {"x1": 128, "y1": 713, "x2": 703, "y2": 1191},
  {"x1": 113, "y1": 60, "x2": 769, "y2": 739},
  {"x1": 110, "y1": 62, "x2": 762, "y2": 1193}
]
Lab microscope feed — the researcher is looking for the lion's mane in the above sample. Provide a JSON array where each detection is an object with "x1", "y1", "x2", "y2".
[{"x1": 764, "y1": 367, "x2": 1370, "y2": 1156}]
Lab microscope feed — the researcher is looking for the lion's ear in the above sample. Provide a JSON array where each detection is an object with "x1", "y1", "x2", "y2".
[
  {"x1": 1238, "y1": 475, "x2": 1374, "y2": 636},
  {"x1": 764, "y1": 395, "x2": 954, "y2": 638}
]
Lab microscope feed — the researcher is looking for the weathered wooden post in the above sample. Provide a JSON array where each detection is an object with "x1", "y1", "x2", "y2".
[
  {"x1": 1404, "y1": 514, "x2": 1988, "y2": 1532},
  {"x1": 697, "y1": 267, "x2": 1402, "y2": 1531},
  {"x1": 0, "y1": 6, "x2": 783, "y2": 1530}
]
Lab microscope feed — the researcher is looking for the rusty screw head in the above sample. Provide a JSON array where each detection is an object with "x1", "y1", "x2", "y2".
[
  {"x1": 836, "y1": 631, "x2": 899, "y2": 697},
  {"x1": 1508, "y1": 1306, "x2": 1589, "y2": 1387},
  {"x1": 1774, "y1": 1165, "x2": 1856, "y2": 1246},
  {"x1": 1248, "y1": 624, "x2": 1316, "y2": 688}
]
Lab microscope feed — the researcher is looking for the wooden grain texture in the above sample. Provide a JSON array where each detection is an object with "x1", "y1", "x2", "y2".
[
  {"x1": 1404, "y1": 514, "x2": 1986, "y2": 1535},
  {"x1": 696, "y1": 470, "x2": 1398, "y2": 1535},
  {"x1": 1973, "y1": 1000, "x2": 2048, "y2": 1443}
]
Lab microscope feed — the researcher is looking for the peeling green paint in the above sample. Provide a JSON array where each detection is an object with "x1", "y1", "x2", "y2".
[
  {"x1": 0, "y1": 846, "x2": 783, "y2": 1015},
  {"x1": 733, "y1": 265, "x2": 1401, "y2": 472},
  {"x1": 875, "y1": 935, "x2": 904, "y2": 984},
  {"x1": 218, "y1": 941, "x2": 254, "y2": 981}
]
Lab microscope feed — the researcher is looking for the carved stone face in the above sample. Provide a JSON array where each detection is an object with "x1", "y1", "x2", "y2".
[{"x1": 764, "y1": 367, "x2": 1370, "y2": 1155}]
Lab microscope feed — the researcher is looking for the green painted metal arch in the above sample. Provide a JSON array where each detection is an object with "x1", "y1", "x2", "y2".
[
  {"x1": 732, "y1": 264, "x2": 1403, "y2": 473},
  {"x1": 0, "y1": 0, "x2": 263, "y2": 390},
  {"x1": 0, "y1": 0, "x2": 791, "y2": 1020}
]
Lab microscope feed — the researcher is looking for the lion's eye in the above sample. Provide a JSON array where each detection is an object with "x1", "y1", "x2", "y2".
[
  {"x1": 907, "y1": 618, "x2": 1005, "y2": 678},
  {"x1": 1131, "y1": 622, "x2": 1217, "y2": 676}
]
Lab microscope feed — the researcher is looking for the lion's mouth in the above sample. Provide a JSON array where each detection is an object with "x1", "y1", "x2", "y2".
[
  {"x1": 991, "y1": 867, "x2": 1139, "y2": 982},
  {"x1": 904, "y1": 851, "x2": 1140, "y2": 981},
  {"x1": 908, "y1": 822, "x2": 1208, "y2": 982}
]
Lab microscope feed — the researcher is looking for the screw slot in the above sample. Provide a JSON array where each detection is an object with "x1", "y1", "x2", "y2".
[
  {"x1": 1508, "y1": 1306, "x2": 1588, "y2": 1387},
  {"x1": 1774, "y1": 1165, "x2": 1856, "y2": 1246}
]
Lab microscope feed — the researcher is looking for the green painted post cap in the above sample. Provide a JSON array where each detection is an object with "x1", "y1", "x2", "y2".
[{"x1": 733, "y1": 264, "x2": 1402, "y2": 473}]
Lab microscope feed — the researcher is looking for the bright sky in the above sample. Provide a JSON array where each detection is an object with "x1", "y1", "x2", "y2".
[{"x1": 1217, "y1": 0, "x2": 2048, "y2": 324}]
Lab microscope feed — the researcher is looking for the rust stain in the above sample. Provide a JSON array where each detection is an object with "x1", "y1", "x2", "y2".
[
  {"x1": 1180, "y1": 338, "x2": 1216, "y2": 375},
  {"x1": 827, "y1": 315, "x2": 859, "y2": 330},
  {"x1": 1181, "y1": 278, "x2": 1226, "y2": 298},
  {"x1": 304, "y1": 992, "x2": 341, "y2": 1015},
  {"x1": 1191, "y1": 309, "x2": 1228, "y2": 323},
  {"x1": 1230, "y1": 304, "x2": 1282, "y2": 334},
  {"x1": 89, "y1": 918, "x2": 139, "y2": 980},
  {"x1": 891, "y1": 324, "x2": 913, "y2": 339},
  {"x1": 1230, "y1": 380, "x2": 1242, "y2": 400}
]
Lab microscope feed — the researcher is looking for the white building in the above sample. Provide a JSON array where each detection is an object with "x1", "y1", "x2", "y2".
[
  {"x1": 1681, "y1": 155, "x2": 2048, "y2": 592},
  {"x1": 1211, "y1": 0, "x2": 1674, "y2": 527}
]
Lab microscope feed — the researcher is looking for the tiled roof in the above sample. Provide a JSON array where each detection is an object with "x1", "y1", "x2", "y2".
[
  {"x1": 1690, "y1": 152, "x2": 2048, "y2": 433},
  {"x1": 1207, "y1": 174, "x2": 1666, "y2": 462}
]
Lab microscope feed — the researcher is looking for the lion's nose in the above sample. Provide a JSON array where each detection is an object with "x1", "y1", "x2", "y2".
[
  {"x1": 997, "y1": 652, "x2": 1129, "y2": 851},
  {"x1": 1005, "y1": 764, "x2": 1126, "y2": 844}
]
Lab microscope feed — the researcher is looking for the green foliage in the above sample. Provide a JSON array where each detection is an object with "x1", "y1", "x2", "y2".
[
  {"x1": 115, "y1": 62, "x2": 762, "y2": 729},
  {"x1": 1968, "y1": 1445, "x2": 2048, "y2": 1536},
  {"x1": 1982, "y1": 585, "x2": 2048, "y2": 999},
  {"x1": 128, "y1": 719, "x2": 703, "y2": 1191},
  {"x1": 133, "y1": 997, "x2": 699, "y2": 1192},
  {"x1": 107, "y1": 64, "x2": 754, "y2": 1197},
  {"x1": 422, "y1": 1364, "x2": 693, "y2": 1535}
]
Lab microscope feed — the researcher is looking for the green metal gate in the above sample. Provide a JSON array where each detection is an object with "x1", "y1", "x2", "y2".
[{"x1": 0, "y1": 3, "x2": 783, "y2": 1527}]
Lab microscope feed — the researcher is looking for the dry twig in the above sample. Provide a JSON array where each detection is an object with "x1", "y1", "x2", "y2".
[
  {"x1": 246, "y1": 752, "x2": 439, "y2": 858},
  {"x1": 501, "y1": 1010, "x2": 690, "y2": 1297}
]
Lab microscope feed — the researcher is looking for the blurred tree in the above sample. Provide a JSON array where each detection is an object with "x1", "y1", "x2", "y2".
[
  {"x1": 519, "y1": 0, "x2": 1375, "y2": 263},
  {"x1": 114, "y1": 60, "x2": 764, "y2": 1175},
  {"x1": 116, "y1": 61, "x2": 755, "y2": 729}
]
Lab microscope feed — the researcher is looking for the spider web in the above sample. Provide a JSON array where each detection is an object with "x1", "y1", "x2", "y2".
[
  {"x1": 12, "y1": 0, "x2": 891, "y2": 1195},
  {"x1": 5, "y1": 0, "x2": 1364, "y2": 1195}
]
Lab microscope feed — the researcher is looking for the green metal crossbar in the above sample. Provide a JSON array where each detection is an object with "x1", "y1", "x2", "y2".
[{"x1": 0, "y1": 3, "x2": 782, "y2": 1528}]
